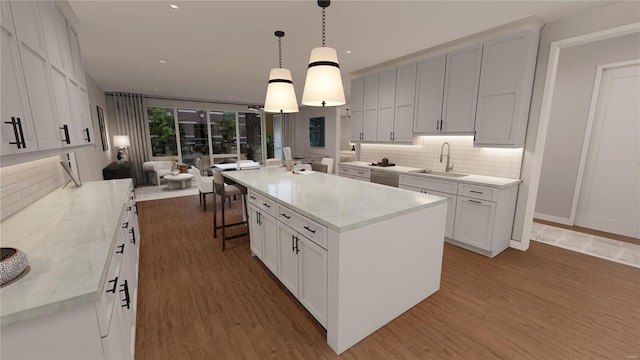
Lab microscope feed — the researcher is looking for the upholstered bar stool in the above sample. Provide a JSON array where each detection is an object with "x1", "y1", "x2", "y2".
[{"x1": 212, "y1": 171, "x2": 249, "y2": 251}]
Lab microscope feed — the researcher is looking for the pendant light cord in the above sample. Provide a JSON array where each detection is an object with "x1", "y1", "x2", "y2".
[
  {"x1": 278, "y1": 36, "x2": 282, "y2": 68},
  {"x1": 322, "y1": 7, "x2": 326, "y2": 47}
]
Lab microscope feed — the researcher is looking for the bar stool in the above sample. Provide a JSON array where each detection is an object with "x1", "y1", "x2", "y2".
[{"x1": 212, "y1": 171, "x2": 249, "y2": 251}]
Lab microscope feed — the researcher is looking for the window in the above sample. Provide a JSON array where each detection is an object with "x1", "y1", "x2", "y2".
[
  {"x1": 148, "y1": 107, "x2": 177, "y2": 157},
  {"x1": 177, "y1": 109, "x2": 208, "y2": 166}
]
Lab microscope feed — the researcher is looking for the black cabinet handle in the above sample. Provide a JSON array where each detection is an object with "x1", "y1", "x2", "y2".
[
  {"x1": 130, "y1": 227, "x2": 136, "y2": 245},
  {"x1": 120, "y1": 280, "x2": 131, "y2": 309},
  {"x1": 280, "y1": 213, "x2": 291, "y2": 219},
  {"x1": 303, "y1": 225, "x2": 316, "y2": 234},
  {"x1": 291, "y1": 234, "x2": 295, "y2": 252},
  {"x1": 127, "y1": 206, "x2": 132, "y2": 211},
  {"x1": 262, "y1": 203, "x2": 271, "y2": 208},
  {"x1": 116, "y1": 244, "x2": 124, "y2": 254},
  {"x1": 436, "y1": 120, "x2": 439, "y2": 130},
  {"x1": 84, "y1": 128, "x2": 91, "y2": 142},
  {"x1": 249, "y1": 195, "x2": 257, "y2": 200},
  {"x1": 106, "y1": 277, "x2": 118, "y2": 293},
  {"x1": 440, "y1": 120, "x2": 444, "y2": 131},
  {"x1": 5, "y1": 117, "x2": 21, "y2": 149},
  {"x1": 469, "y1": 190, "x2": 484, "y2": 194},
  {"x1": 122, "y1": 221, "x2": 129, "y2": 229},
  {"x1": 468, "y1": 199, "x2": 482, "y2": 204},
  {"x1": 134, "y1": 203, "x2": 138, "y2": 214},
  {"x1": 295, "y1": 237, "x2": 300, "y2": 254},
  {"x1": 390, "y1": 132, "x2": 393, "y2": 141},
  {"x1": 60, "y1": 124, "x2": 70, "y2": 144},
  {"x1": 16, "y1": 117, "x2": 26, "y2": 148}
]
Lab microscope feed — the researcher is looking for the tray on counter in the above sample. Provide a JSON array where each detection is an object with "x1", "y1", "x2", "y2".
[{"x1": 369, "y1": 162, "x2": 396, "y2": 167}]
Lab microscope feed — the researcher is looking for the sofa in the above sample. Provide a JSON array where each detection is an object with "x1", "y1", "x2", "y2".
[{"x1": 142, "y1": 161, "x2": 173, "y2": 185}]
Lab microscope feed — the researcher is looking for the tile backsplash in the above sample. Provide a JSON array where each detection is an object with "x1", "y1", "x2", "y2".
[
  {"x1": 1, "y1": 156, "x2": 66, "y2": 221},
  {"x1": 360, "y1": 136, "x2": 523, "y2": 179}
]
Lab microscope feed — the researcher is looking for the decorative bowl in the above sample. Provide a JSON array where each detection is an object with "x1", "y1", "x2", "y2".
[{"x1": 0, "y1": 248, "x2": 28, "y2": 286}]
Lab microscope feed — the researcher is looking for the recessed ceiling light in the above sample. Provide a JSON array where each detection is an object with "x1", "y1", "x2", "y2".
[
  {"x1": 168, "y1": 4, "x2": 180, "y2": 10},
  {"x1": 229, "y1": 95, "x2": 235, "y2": 98},
  {"x1": 159, "y1": 60, "x2": 167, "y2": 64},
  {"x1": 346, "y1": 50, "x2": 352, "y2": 54},
  {"x1": 153, "y1": 88, "x2": 159, "y2": 91}
]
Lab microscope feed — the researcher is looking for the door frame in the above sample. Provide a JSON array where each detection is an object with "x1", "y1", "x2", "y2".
[
  {"x1": 570, "y1": 59, "x2": 640, "y2": 225},
  {"x1": 516, "y1": 21, "x2": 640, "y2": 251}
]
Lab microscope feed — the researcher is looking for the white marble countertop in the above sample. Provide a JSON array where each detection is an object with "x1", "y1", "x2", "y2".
[
  {"x1": 339, "y1": 161, "x2": 521, "y2": 189},
  {"x1": 0, "y1": 180, "x2": 132, "y2": 326},
  {"x1": 224, "y1": 167, "x2": 447, "y2": 232}
]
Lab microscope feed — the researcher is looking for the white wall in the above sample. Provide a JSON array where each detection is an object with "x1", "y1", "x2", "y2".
[
  {"x1": 74, "y1": 73, "x2": 112, "y2": 182},
  {"x1": 513, "y1": 1, "x2": 640, "y2": 242},
  {"x1": 294, "y1": 106, "x2": 340, "y2": 163},
  {"x1": 535, "y1": 32, "x2": 640, "y2": 221}
]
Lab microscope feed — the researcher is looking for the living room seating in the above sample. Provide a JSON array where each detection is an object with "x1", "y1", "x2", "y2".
[
  {"x1": 264, "y1": 158, "x2": 282, "y2": 167},
  {"x1": 321, "y1": 157, "x2": 334, "y2": 174},
  {"x1": 142, "y1": 161, "x2": 173, "y2": 185}
]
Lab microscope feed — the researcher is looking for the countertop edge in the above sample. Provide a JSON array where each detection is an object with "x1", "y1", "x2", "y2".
[{"x1": 1, "y1": 291, "x2": 99, "y2": 327}]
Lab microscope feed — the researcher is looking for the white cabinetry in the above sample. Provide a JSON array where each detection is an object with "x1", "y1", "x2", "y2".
[
  {"x1": 414, "y1": 54, "x2": 446, "y2": 134},
  {"x1": 474, "y1": 31, "x2": 538, "y2": 147},
  {"x1": 441, "y1": 44, "x2": 483, "y2": 134},
  {"x1": 399, "y1": 175, "x2": 518, "y2": 257},
  {"x1": 0, "y1": 1, "x2": 38, "y2": 155},
  {"x1": 247, "y1": 190, "x2": 277, "y2": 273},
  {"x1": 376, "y1": 68, "x2": 396, "y2": 142},
  {"x1": 276, "y1": 206, "x2": 328, "y2": 327},
  {"x1": 1, "y1": 0, "x2": 93, "y2": 158},
  {"x1": 338, "y1": 165, "x2": 370, "y2": 181},
  {"x1": 349, "y1": 77, "x2": 364, "y2": 142},
  {"x1": 393, "y1": 62, "x2": 417, "y2": 142},
  {"x1": 362, "y1": 73, "x2": 379, "y2": 142}
]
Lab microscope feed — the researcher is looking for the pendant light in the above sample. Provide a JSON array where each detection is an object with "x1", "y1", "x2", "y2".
[
  {"x1": 301, "y1": 0, "x2": 346, "y2": 107},
  {"x1": 264, "y1": 31, "x2": 299, "y2": 114}
]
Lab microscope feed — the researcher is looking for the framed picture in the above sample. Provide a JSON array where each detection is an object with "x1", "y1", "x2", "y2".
[
  {"x1": 97, "y1": 105, "x2": 108, "y2": 151},
  {"x1": 309, "y1": 117, "x2": 325, "y2": 147}
]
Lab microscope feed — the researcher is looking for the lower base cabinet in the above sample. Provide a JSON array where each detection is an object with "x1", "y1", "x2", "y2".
[
  {"x1": 248, "y1": 203, "x2": 277, "y2": 274},
  {"x1": 453, "y1": 196, "x2": 497, "y2": 250},
  {"x1": 276, "y1": 221, "x2": 328, "y2": 328}
]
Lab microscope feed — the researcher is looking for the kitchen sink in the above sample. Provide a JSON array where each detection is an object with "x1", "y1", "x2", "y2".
[{"x1": 409, "y1": 170, "x2": 468, "y2": 178}]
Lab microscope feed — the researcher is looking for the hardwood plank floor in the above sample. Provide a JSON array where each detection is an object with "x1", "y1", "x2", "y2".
[{"x1": 136, "y1": 195, "x2": 640, "y2": 359}]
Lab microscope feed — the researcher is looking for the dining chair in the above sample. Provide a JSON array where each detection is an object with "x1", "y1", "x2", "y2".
[
  {"x1": 212, "y1": 170, "x2": 249, "y2": 251},
  {"x1": 321, "y1": 157, "x2": 334, "y2": 174},
  {"x1": 264, "y1": 158, "x2": 282, "y2": 167},
  {"x1": 191, "y1": 166, "x2": 213, "y2": 211}
]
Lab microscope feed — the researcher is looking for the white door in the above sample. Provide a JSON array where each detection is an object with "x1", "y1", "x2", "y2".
[
  {"x1": 575, "y1": 64, "x2": 640, "y2": 238},
  {"x1": 276, "y1": 222, "x2": 298, "y2": 297},
  {"x1": 260, "y1": 213, "x2": 278, "y2": 275},
  {"x1": 248, "y1": 204, "x2": 263, "y2": 259},
  {"x1": 453, "y1": 196, "x2": 496, "y2": 251},
  {"x1": 297, "y1": 235, "x2": 327, "y2": 328}
]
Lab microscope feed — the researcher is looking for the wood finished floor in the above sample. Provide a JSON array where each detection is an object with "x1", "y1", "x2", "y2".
[
  {"x1": 135, "y1": 195, "x2": 640, "y2": 359},
  {"x1": 534, "y1": 218, "x2": 640, "y2": 246}
]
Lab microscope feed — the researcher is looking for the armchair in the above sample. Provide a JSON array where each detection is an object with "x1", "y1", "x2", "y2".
[{"x1": 142, "y1": 161, "x2": 173, "y2": 185}]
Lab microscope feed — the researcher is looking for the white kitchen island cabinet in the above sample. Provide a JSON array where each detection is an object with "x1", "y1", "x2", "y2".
[{"x1": 224, "y1": 167, "x2": 447, "y2": 354}]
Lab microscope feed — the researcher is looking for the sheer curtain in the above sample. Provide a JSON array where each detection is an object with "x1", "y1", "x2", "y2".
[{"x1": 106, "y1": 93, "x2": 151, "y2": 185}]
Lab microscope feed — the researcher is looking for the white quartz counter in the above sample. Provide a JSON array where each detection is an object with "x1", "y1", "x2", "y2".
[
  {"x1": 340, "y1": 161, "x2": 521, "y2": 189},
  {"x1": 224, "y1": 167, "x2": 446, "y2": 232},
  {"x1": 0, "y1": 180, "x2": 132, "y2": 326}
]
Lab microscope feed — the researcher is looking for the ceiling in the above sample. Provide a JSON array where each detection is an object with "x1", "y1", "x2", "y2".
[{"x1": 68, "y1": 0, "x2": 613, "y2": 107}]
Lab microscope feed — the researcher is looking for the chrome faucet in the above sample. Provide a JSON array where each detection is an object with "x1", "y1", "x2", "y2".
[{"x1": 440, "y1": 142, "x2": 454, "y2": 172}]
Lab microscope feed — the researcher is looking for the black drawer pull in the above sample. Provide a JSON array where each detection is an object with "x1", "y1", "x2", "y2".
[
  {"x1": 106, "y1": 277, "x2": 118, "y2": 293},
  {"x1": 130, "y1": 227, "x2": 136, "y2": 245},
  {"x1": 303, "y1": 225, "x2": 316, "y2": 234},
  {"x1": 60, "y1": 124, "x2": 70, "y2": 144},
  {"x1": 127, "y1": 206, "x2": 132, "y2": 211},
  {"x1": 122, "y1": 221, "x2": 129, "y2": 229},
  {"x1": 16, "y1": 118, "x2": 26, "y2": 148},
  {"x1": 250, "y1": 195, "x2": 257, "y2": 200},
  {"x1": 291, "y1": 235, "x2": 296, "y2": 252},
  {"x1": 84, "y1": 128, "x2": 91, "y2": 142},
  {"x1": 469, "y1": 190, "x2": 484, "y2": 194},
  {"x1": 468, "y1": 199, "x2": 482, "y2": 204},
  {"x1": 5, "y1": 117, "x2": 22, "y2": 149},
  {"x1": 116, "y1": 244, "x2": 125, "y2": 254},
  {"x1": 280, "y1": 213, "x2": 291, "y2": 219},
  {"x1": 262, "y1": 203, "x2": 271, "y2": 208},
  {"x1": 120, "y1": 280, "x2": 131, "y2": 309}
]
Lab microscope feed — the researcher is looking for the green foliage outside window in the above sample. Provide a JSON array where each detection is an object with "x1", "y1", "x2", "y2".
[{"x1": 148, "y1": 107, "x2": 178, "y2": 156}]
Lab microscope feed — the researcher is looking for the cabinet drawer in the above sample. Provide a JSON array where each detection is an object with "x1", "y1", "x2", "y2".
[
  {"x1": 338, "y1": 166, "x2": 370, "y2": 179},
  {"x1": 458, "y1": 184, "x2": 496, "y2": 202},
  {"x1": 248, "y1": 190, "x2": 276, "y2": 217},
  {"x1": 96, "y1": 228, "x2": 126, "y2": 337},
  {"x1": 277, "y1": 204, "x2": 327, "y2": 250},
  {"x1": 399, "y1": 175, "x2": 458, "y2": 194}
]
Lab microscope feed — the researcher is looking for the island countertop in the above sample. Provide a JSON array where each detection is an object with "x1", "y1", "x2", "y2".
[
  {"x1": 223, "y1": 167, "x2": 446, "y2": 233},
  {"x1": 0, "y1": 180, "x2": 132, "y2": 326}
]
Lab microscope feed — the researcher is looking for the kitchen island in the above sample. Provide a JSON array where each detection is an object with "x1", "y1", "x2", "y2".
[{"x1": 224, "y1": 167, "x2": 447, "y2": 354}]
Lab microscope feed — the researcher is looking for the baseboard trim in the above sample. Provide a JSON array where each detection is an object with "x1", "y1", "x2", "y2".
[{"x1": 534, "y1": 213, "x2": 571, "y2": 226}]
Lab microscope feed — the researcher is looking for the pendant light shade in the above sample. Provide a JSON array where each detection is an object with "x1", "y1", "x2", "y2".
[
  {"x1": 264, "y1": 31, "x2": 298, "y2": 114},
  {"x1": 301, "y1": 0, "x2": 346, "y2": 107},
  {"x1": 301, "y1": 47, "x2": 345, "y2": 107}
]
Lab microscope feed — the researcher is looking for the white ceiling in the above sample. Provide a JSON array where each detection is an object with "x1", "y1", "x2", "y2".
[{"x1": 68, "y1": 0, "x2": 613, "y2": 107}]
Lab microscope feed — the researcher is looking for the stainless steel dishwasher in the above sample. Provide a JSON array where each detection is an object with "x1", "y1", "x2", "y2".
[{"x1": 369, "y1": 169, "x2": 399, "y2": 187}]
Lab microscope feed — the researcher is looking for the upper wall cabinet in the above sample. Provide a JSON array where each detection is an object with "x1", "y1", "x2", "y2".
[
  {"x1": 414, "y1": 54, "x2": 446, "y2": 134},
  {"x1": 362, "y1": 73, "x2": 379, "y2": 142},
  {"x1": 350, "y1": 77, "x2": 364, "y2": 142},
  {"x1": 1, "y1": 1, "x2": 38, "y2": 155},
  {"x1": 1, "y1": 0, "x2": 94, "y2": 158},
  {"x1": 376, "y1": 67, "x2": 396, "y2": 141},
  {"x1": 392, "y1": 62, "x2": 417, "y2": 143},
  {"x1": 474, "y1": 31, "x2": 539, "y2": 147},
  {"x1": 440, "y1": 44, "x2": 483, "y2": 134}
]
